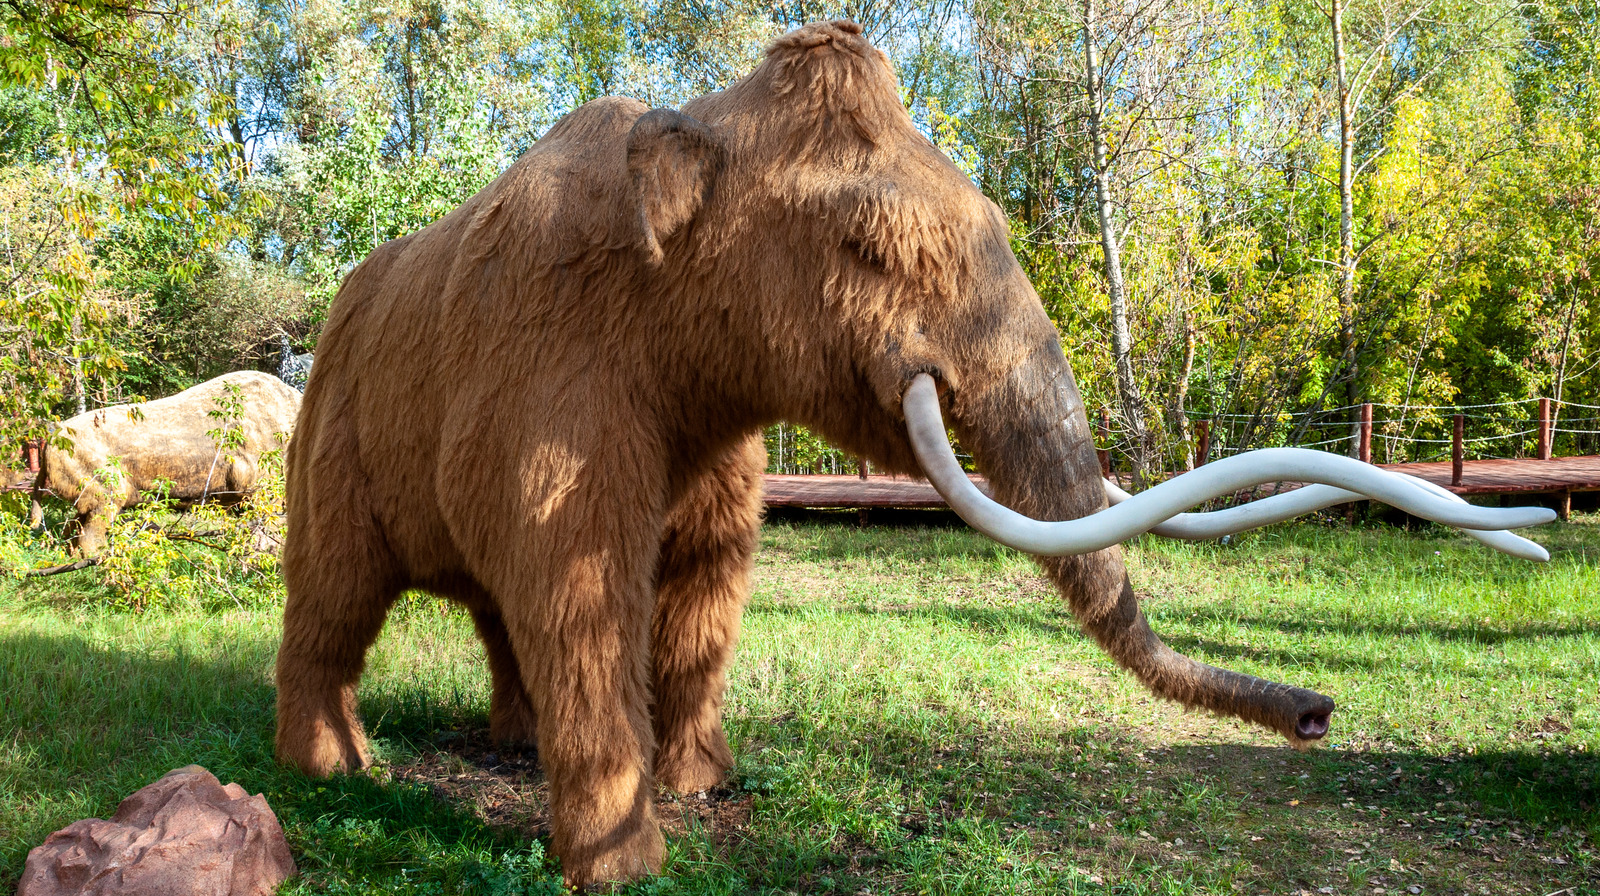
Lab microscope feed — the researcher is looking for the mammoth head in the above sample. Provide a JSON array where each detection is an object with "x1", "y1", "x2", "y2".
[{"x1": 621, "y1": 23, "x2": 1047, "y2": 442}]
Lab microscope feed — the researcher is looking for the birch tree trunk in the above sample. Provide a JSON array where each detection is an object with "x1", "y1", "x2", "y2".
[
  {"x1": 1172, "y1": 309, "x2": 1197, "y2": 470},
  {"x1": 1084, "y1": 0, "x2": 1151, "y2": 484},
  {"x1": 70, "y1": 313, "x2": 85, "y2": 416},
  {"x1": 1331, "y1": 0, "x2": 1361, "y2": 450}
]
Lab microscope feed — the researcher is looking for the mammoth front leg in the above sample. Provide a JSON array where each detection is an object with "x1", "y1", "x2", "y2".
[
  {"x1": 69, "y1": 484, "x2": 122, "y2": 557},
  {"x1": 651, "y1": 434, "x2": 766, "y2": 794},
  {"x1": 275, "y1": 507, "x2": 402, "y2": 776},
  {"x1": 492, "y1": 502, "x2": 668, "y2": 887}
]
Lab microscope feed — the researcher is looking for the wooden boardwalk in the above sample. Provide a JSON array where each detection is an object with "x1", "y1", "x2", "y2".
[
  {"x1": 1374, "y1": 455, "x2": 1600, "y2": 496},
  {"x1": 12, "y1": 455, "x2": 1598, "y2": 512},
  {"x1": 762, "y1": 455, "x2": 1600, "y2": 515},
  {"x1": 764, "y1": 474, "x2": 979, "y2": 509}
]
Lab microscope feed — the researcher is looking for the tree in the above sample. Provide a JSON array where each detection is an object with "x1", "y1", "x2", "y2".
[
  {"x1": 1081, "y1": 0, "x2": 1150, "y2": 479},
  {"x1": 0, "y1": 0, "x2": 246, "y2": 434},
  {"x1": 968, "y1": 0, "x2": 1273, "y2": 475},
  {"x1": 1310, "y1": 0, "x2": 1524, "y2": 420},
  {"x1": 255, "y1": 0, "x2": 549, "y2": 317}
]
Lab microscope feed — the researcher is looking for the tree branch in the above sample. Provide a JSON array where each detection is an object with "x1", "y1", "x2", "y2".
[{"x1": 23, "y1": 557, "x2": 98, "y2": 576}]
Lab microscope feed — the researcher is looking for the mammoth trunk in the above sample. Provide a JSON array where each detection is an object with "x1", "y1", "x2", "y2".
[{"x1": 961, "y1": 361, "x2": 1334, "y2": 745}]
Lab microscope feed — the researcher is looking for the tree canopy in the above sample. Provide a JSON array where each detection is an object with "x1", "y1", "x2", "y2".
[{"x1": 3, "y1": 0, "x2": 1597, "y2": 470}]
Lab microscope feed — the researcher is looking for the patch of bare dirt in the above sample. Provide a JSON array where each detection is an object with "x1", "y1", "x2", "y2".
[
  {"x1": 388, "y1": 729, "x2": 549, "y2": 835},
  {"x1": 386, "y1": 728, "x2": 752, "y2": 848}
]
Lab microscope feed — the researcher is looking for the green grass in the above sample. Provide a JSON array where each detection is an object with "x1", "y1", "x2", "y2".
[{"x1": 1, "y1": 514, "x2": 1596, "y2": 894}]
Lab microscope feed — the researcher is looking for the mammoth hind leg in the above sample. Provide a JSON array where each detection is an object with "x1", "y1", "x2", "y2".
[
  {"x1": 651, "y1": 434, "x2": 766, "y2": 794},
  {"x1": 275, "y1": 516, "x2": 401, "y2": 777},
  {"x1": 27, "y1": 469, "x2": 47, "y2": 531},
  {"x1": 457, "y1": 591, "x2": 539, "y2": 747}
]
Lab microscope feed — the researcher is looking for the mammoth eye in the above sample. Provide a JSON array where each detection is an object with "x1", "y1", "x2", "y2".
[{"x1": 842, "y1": 233, "x2": 887, "y2": 271}]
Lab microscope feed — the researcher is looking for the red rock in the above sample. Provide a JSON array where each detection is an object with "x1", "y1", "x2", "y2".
[{"x1": 16, "y1": 765, "x2": 296, "y2": 896}]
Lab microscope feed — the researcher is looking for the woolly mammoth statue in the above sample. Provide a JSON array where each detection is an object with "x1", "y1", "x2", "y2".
[
  {"x1": 276, "y1": 21, "x2": 1552, "y2": 888},
  {"x1": 30, "y1": 371, "x2": 300, "y2": 556}
]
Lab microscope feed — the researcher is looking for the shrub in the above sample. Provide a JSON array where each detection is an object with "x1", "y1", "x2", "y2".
[{"x1": 91, "y1": 446, "x2": 286, "y2": 611}]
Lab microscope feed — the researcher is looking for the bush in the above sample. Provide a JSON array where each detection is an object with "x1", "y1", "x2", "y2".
[{"x1": 90, "y1": 447, "x2": 287, "y2": 611}]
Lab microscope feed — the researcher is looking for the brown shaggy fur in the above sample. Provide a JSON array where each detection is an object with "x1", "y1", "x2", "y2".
[
  {"x1": 32, "y1": 371, "x2": 300, "y2": 556},
  {"x1": 278, "y1": 20, "x2": 1332, "y2": 889}
]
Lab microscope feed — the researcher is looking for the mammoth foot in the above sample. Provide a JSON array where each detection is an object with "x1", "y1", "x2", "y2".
[
  {"x1": 559, "y1": 820, "x2": 666, "y2": 891},
  {"x1": 275, "y1": 691, "x2": 372, "y2": 777},
  {"x1": 655, "y1": 734, "x2": 734, "y2": 795},
  {"x1": 276, "y1": 720, "x2": 372, "y2": 778},
  {"x1": 488, "y1": 689, "x2": 540, "y2": 748}
]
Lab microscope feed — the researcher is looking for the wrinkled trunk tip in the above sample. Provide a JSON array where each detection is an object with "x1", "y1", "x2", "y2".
[{"x1": 1290, "y1": 704, "x2": 1333, "y2": 748}]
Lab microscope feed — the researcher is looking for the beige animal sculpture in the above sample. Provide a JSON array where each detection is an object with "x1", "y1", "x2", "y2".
[
  {"x1": 30, "y1": 371, "x2": 300, "y2": 556},
  {"x1": 275, "y1": 20, "x2": 1552, "y2": 889}
]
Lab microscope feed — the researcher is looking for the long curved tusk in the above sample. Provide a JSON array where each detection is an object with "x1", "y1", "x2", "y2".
[
  {"x1": 903, "y1": 373, "x2": 1555, "y2": 558},
  {"x1": 1102, "y1": 477, "x2": 1550, "y2": 562}
]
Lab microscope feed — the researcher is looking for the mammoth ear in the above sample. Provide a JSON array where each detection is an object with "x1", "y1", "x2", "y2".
[{"x1": 626, "y1": 108, "x2": 726, "y2": 264}]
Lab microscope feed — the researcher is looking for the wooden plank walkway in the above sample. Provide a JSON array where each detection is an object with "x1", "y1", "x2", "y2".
[
  {"x1": 12, "y1": 456, "x2": 1598, "y2": 508},
  {"x1": 1375, "y1": 455, "x2": 1600, "y2": 496},
  {"x1": 763, "y1": 474, "x2": 980, "y2": 509},
  {"x1": 762, "y1": 455, "x2": 1600, "y2": 511}
]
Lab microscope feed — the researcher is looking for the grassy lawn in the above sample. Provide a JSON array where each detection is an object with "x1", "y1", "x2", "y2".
[{"x1": 1, "y1": 513, "x2": 1596, "y2": 894}]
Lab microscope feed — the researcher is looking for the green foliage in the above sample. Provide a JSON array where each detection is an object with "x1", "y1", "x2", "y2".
[
  {"x1": 88, "y1": 448, "x2": 286, "y2": 612},
  {"x1": 204, "y1": 382, "x2": 249, "y2": 467},
  {"x1": 84, "y1": 389, "x2": 287, "y2": 610},
  {"x1": 765, "y1": 423, "x2": 858, "y2": 475},
  {"x1": 109, "y1": 246, "x2": 313, "y2": 397},
  {"x1": 0, "y1": 0, "x2": 251, "y2": 437},
  {"x1": 0, "y1": 497, "x2": 40, "y2": 571},
  {"x1": 259, "y1": 0, "x2": 549, "y2": 317},
  {"x1": 0, "y1": 86, "x2": 55, "y2": 164},
  {"x1": 87, "y1": 469, "x2": 280, "y2": 611},
  {"x1": 547, "y1": 0, "x2": 635, "y2": 105},
  {"x1": 0, "y1": 0, "x2": 237, "y2": 232}
]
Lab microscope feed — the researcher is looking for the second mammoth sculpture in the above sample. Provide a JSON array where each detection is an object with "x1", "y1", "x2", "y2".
[{"x1": 274, "y1": 20, "x2": 1552, "y2": 889}]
